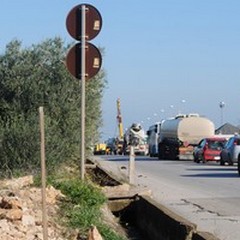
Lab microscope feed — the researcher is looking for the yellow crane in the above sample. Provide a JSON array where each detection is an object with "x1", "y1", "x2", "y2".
[
  {"x1": 116, "y1": 98, "x2": 124, "y2": 154},
  {"x1": 117, "y1": 98, "x2": 124, "y2": 139}
]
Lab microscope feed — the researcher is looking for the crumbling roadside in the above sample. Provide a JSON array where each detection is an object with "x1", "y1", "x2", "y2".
[{"x1": 0, "y1": 175, "x2": 116, "y2": 240}]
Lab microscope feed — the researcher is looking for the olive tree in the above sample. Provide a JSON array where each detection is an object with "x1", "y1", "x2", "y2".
[{"x1": 0, "y1": 38, "x2": 106, "y2": 176}]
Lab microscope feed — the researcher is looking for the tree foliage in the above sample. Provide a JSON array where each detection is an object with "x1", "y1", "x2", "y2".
[{"x1": 0, "y1": 38, "x2": 106, "y2": 176}]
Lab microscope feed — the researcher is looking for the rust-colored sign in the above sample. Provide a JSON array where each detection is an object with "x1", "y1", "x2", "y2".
[
  {"x1": 66, "y1": 4, "x2": 102, "y2": 41},
  {"x1": 66, "y1": 42, "x2": 102, "y2": 80}
]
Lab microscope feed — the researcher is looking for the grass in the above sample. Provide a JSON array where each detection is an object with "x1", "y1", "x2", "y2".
[{"x1": 34, "y1": 163, "x2": 128, "y2": 240}]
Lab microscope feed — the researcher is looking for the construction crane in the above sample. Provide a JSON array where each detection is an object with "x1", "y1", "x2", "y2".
[
  {"x1": 116, "y1": 98, "x2": 124, "y2": 139},
  {"x1": 115, "y1": 98, "x2": 124, "y2": 154}
]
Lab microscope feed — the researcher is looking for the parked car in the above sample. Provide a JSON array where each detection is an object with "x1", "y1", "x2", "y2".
[
  {"x1": 220, "y1": 135, "x2": 240, "y2": 165},
  {"x1": 238, "y1": 160, "x2": 240, "y2": 176},
  {"x1": 193, "y1": 137, "x2": 227, "y2": 163}
]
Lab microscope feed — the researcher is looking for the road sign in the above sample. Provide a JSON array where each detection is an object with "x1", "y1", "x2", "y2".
[
  {"x1": 66, "y1": 4, "x2": 102, "y2": 41},
  {"x1": 65, "y1": 4, "x2": 102, "y2": 180},
  {"x1": 66, "y1": 42, "x2": 102, "y2": 80}
]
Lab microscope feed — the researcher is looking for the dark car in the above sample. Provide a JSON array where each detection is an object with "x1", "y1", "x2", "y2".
[
  {"x1": 193, "y1": 137, "x2": 227, "y2": 163},
  {"x1": 220, "y1": 135, "x2": 240, "y2": 166}
]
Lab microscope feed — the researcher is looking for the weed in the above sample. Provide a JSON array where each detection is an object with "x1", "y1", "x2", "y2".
[{"x1": 51, "y1": 178, "x2": 127, "y2": 240}]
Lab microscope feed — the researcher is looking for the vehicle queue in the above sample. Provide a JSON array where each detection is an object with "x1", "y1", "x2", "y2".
[
  {"x1": 146, "y1": 114, "x2": 240, "y2": 175},
  {"x1": 95, "y1": 113, "x2": 240, "y2": 175}
]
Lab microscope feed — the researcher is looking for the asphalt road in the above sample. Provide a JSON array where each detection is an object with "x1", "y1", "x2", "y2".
[{"x1": 93, "y1": 155, "x2": 240, "y2": 240}]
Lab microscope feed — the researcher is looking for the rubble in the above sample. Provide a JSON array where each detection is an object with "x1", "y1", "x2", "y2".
[
  {"x1": 0, "y1": 175, "x2": 122, "y2": 240},
  {"x1": 0, "y1": 176, "x2": 70, "y2": 240}
]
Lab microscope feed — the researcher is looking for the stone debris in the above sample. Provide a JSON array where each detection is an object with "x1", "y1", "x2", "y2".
[
  {"x1": 87, "y1": 226, "x2": 103, "y2": 240},
  {"x1": 0, "y1": 175, "x2": 68, "y2": 240},
  {"x1": 102, "y1": 183, "x2": 130, "y2": 198},
  {"x1": 0, "y1": 175, "x2": 117, "y2": 240}
]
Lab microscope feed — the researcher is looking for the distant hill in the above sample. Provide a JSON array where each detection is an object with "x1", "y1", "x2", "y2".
[{"x1": 215, "y1": 123, "x2": 240, "y2": 135}]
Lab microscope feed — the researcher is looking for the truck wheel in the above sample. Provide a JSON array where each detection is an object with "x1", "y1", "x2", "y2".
[
  {"x1": 158, "y1": 152, "x2": 163, "y2": 160},
  {"x1": 158, "y1": 144, "x2": 164, "y2": 160},
  {"x1": 167, "y1": 145, "x2": 176, "y2": 160},
  {"x1": 170, "y1": 151, "x2": 176, "y2": 160}
]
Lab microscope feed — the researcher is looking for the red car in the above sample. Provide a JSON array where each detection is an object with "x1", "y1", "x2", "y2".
[{"x1": 193, "y1": 137, "x2": 227, "y2": 163}]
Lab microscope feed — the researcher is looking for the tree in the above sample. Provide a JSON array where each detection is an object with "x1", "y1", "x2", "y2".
[{"x1": 0, "y1": 38, "x2": 106, "y2": 176}]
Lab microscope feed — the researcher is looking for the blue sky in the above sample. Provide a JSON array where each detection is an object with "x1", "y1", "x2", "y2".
[{"x1": 0, "y1": 1, "x2": 240, "y2": 140}]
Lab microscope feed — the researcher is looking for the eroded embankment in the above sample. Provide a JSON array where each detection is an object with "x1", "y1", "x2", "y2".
[{"x1": 87, "y1": 159, "x2": 220, "y2": 240}]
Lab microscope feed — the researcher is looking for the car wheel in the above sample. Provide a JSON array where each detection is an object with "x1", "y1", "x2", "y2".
[
  {"x1": 238, "y1": 156, "x2": 240, "y2": 176},
  {"x1": 228, "y1": 161, "x2": 233, "y2": 166},
  {"x1": 228, "y1": 154, "x2": 233, "y2": 166},
  {"x1": 195, "y1": 157, "x2": 200, "y2": 163},
  {"x1": 220, "y1": 155, "x2": 225, "y2": 166},
  {"x1": 197, "y1": 155, "x2": 204, "y2": 163}
]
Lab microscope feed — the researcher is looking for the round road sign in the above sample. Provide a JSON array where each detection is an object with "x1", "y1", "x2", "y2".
[
  {"x1": 66, "y1": 42, "x2": 102, "y2": 80},
  {"x1": 66, "y1": 4, "x2": 102, "y2": 41}
]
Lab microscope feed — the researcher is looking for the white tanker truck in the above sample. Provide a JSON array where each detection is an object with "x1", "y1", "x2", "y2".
[{"x1": 158, "y1": 114, "x2": 215, "y2": 160}]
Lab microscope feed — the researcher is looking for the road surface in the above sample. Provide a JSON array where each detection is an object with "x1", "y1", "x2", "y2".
[{"x1": 93, "y1": 155, "x2": 240, "y2": 240}]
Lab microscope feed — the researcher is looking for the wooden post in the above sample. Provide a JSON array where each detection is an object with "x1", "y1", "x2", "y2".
[{"x1": 39, "y1": 107, "x2": 48, "y2": 240}]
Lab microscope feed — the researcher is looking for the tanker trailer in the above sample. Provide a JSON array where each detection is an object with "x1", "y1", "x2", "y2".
[{"x1": 158, "y1": 114, "x2": 215, "y2": 160}]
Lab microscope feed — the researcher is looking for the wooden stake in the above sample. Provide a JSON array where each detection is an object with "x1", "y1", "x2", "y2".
[{"x1": 39, "y1": 106, "x2": 48, "y2": 240}]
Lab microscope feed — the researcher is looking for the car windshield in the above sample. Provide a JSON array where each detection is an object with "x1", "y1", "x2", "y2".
[{"x1": 208, "y1": 140, "x2": 226, "y2": 150}]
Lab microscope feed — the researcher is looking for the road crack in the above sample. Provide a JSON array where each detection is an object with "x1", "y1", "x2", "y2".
[{"x1": 181, "y1": 199, "x2": 223, "y2": 216}]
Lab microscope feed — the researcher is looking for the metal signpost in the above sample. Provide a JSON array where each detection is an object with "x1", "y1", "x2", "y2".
[
  {"x1": 129, "y1": 146, "x2": 135, "y2": 184},
  {"x1": 66, "y1": 4, "x2": 102, "y2": 180}
]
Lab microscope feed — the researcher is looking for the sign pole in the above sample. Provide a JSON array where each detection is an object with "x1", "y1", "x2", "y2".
[
  {"x1": 66, "y1": 4, "x2": 102, "y2": 180},
  {"x1": 80, "y1": 4, "x2": 86, "y2": 180},
  {"x1": 129, "y1": 146, "x2": 135, "y2": 184}
]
